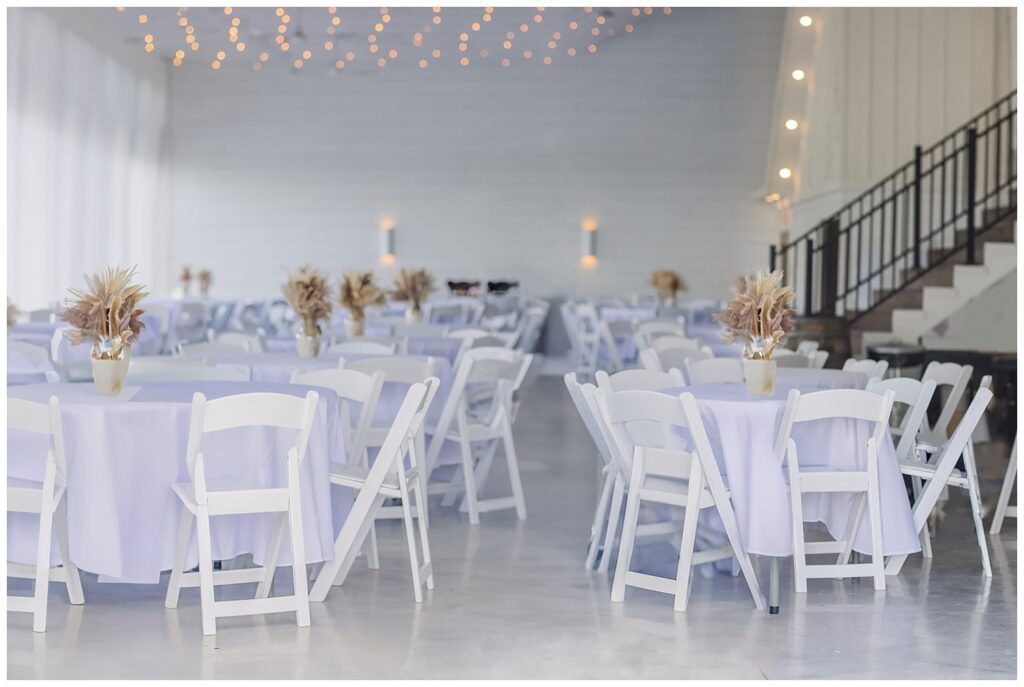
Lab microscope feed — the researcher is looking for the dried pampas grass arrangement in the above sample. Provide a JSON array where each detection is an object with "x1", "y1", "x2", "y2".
[
  {"x1": 650, "y1": 269, "x2": 688, "y2": 302},
  {"x1": 340, "y1": 271, "x2": 386, "y2": 322},
  {"x1": 61, "y1": 266, "x2": 149, "y2": 360},
  {"x1": 197, "y1": 269, "x2": 213, "y2": 297},
  {"x1": 392, "y1": 268, "x2": 435, "y2": 314},
  {"x1": 713, "y1": 269, "x2": 796, "y2": 360},
  {"x1": 282, "y1": 264, "x2": 333, "y2": 336}
]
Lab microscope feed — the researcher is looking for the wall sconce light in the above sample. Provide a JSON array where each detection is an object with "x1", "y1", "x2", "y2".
[
  {"x1": 379, "y1": 218, "x2": 396, "y2": 265},
  {"x1": 580, "y1": 218, "x2": 598, "y2": 268}
]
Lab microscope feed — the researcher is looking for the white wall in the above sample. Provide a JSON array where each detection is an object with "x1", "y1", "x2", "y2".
[{"x1": 166, "y1": 8, "x2": 784, "y2": 301}]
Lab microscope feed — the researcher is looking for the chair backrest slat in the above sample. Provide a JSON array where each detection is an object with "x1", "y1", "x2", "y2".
[
  {"x1": 685, "y1": 358, "x2": 742, "y2": 385},
  {"x1": 866, "y1": 376, "x2": 937, "y2": 461},
  {"x1": 595, "y1": 368, "x2": 684, "y2": 393}
]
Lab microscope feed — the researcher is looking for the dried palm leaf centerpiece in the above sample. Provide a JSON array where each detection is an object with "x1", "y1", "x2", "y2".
[
  {"x1": 282, "y1": 264, "x2": 332, "y2": 358},
  {"x1": 339, "y1": 270, "x2": 386, "y2": 337},
  {"x1": 197, "y1": 268, "x2": 213, "y2": 298},
  {"x1": 392, "y1": 267, "x2": 435, "y2": 323},
  {"x1": 61, "y1": 266, "x2": 148, "y2": 395},
  {"x1": 650, "y1": 269, "x2": 688, "y2": 306},
  {"x1": 713, "y1": 269, "x2": 796, "y2": 395}
]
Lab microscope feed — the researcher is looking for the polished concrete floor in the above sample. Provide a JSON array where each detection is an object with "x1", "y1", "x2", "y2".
[{"x1": 8, "y1": 376, "x2": 1018, "y2": 679}]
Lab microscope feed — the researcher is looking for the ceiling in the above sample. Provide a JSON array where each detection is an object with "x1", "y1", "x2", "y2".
[{"x1": 108, "y1": 6, "x2": 673, "y2": 74}]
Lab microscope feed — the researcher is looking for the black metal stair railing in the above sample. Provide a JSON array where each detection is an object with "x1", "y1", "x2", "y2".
[{"x1": 771, "y1": 90, "x2": 1017, "y2": 322}]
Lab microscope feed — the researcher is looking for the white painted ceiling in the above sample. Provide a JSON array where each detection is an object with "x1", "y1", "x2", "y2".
[{"x1": 109, "y1": 6, "x2": 672, "y2": 74}]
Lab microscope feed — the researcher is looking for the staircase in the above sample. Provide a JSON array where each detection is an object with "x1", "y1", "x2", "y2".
[{"x1": 772, "y1": 91, "x2": 1017, "y2": 356}]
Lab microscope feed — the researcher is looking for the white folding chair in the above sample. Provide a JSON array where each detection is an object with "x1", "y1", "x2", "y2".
[
  {"x1": 174, "y1": 302, "x2": 210, "y2": 345},
  {"x1": 596, "y1": 388, "x2": 764, "y2": 611},
  {"x1": 565, "y1": 373, "x2": 620, "y2": 570},
  {"x1": 48, "y1": 328, "x2": 92, "y2": 383},
  {"x1": 214, "y1": 330, "x2": 267, "y2": 353},
  {"x1": 886, "y1": 386, "x2": 994, "y2": 576},
  {"x1": 842, "y1": 357, "x2": 889, "y2": 379},
  {"x1": 291, "y1": 367, "x2": 385, "y2": 568},
  {"x1": 27, "y1": 308, "x2": 57, "y2": 323},
  {"x1": 651, "y1": 335, "x2": 703, "y2": 353},
  {"x1": 809, "y1": 350, "x2": 829, "y2": 369},
  {"x1": 447, "y1": 328, "x2": 491, "y2": 342},
  {"x1": 562, "y1": 301, "x2": 601, "y2": 377},
  {"x1": 345, "y1": 356, "x2": 438, "y2": 527},
  {"x1": 796, "y1": 341, "x2": 820, "y2": 356},
  {"x1": 775, "y1": 354, "x2": 812, "y2": 369},
  {"x1": 633, "y1": 320, "x2": 686, "y2": 351},
  {"x1": 990, "y1": 435, "x2": 1018, "y2": 534},
  {"x1": 177, "y1": 340, "x2": 250, "y2": 356},
  {"x1": 639, "y1": 346, "x2": 714, "y2": 374},
  {"x1": 309, "y1": 382, "x2": 434, "y2": 602},
  {"x1": 8, "y1": 397, "x2": 85, "y2": 632},
  {"x1": 426, "y1": 348, "x2": 531, "y2": 524},
  {"x1": 164, "y1": 390, "x2": 319, "y2": 635},
  {"x1": 598, "y1": 320, "x2": 625, "y2": 372},
  {"x1": 327, "y1": 340, "x2": 397, "y2": 356},
  {"x1": 128, "y1": 359, "x2": 252, "y2": 382},
  {"x1": 918, "y1": 361, "x2": 974, "y2": 446},
  {"x1": 393, "y1": 323, "x2": 450, "y2": 338},
  {"x1": 595, "y1": 368, "x2": 684, "y2": 393},
  {"x1": 685, "y1": 358, "x2": 743, "y2": 385},
  {"x1": 776, "y1": 388, "x2": 895, "y2": 593}
]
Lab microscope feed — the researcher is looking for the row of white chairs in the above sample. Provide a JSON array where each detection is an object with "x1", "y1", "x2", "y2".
[{"x1": 565, "y1": 359, "x2": 1000, "y2": 612}]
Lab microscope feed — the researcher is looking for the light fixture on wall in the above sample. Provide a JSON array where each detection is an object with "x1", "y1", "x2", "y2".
[
  {"x1": 778, "y1": 167, "x2": 792, "y2": 179},
  {"x1": 785, "y1": 119, "x2": 799, "y2": 130},
  {"x1": 379, "y1": 217, "x2": 396, "y2": 266},
  {"x1": 791, "y1": 69, "x2": 806, "y2": 81},
  {"x1": 799, "y1": 15, "x2": 813, "y2": 27},
  {"x1": 580, "y1": 218, "x2": 598, "y2": 268}
]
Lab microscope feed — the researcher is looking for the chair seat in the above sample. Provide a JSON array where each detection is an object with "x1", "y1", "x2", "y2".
[
  {"x1": 8, "y1": 475, "x2": 47, "y2": 490},
  {"x1": 171, "y1": 480, "x2": 290, "y2": 514},
  {"x1": 7, "y1": 477, "x2": 65, "y2": 513},
  {"x1": 899, "y1": 459, "x2": 968, "y2": 487},
  {"x1": 328, "y1": 464, "x2": 405, "y2": 495}
]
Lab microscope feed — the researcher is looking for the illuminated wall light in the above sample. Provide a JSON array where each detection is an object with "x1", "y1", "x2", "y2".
[
  {"x1": 419, "y1": 59, "x2": 428, "y2": 68},
  {"x1": 596, "y1": 15, "x2": 606, "y2": 24},
  {"x1": 281, "y1": 42, "x2": 289, "y2": 50},
  {"x1": 324, "y1": 40, "x2": 334, "y2": 50},
  {"x1": 336, "y1": 59, "x2": 346, "y2": 69},
  {"x1": 643, "y1": 7, "x2": 653, "y2": 15},
  {"x1": 179, "y1": 17, "x2": 188, "y2": 26},
  {"x1": 388, "y1": 49, "x2": 398, "y2": 59},
  {"x1": 302, "y1": 49, "x2": 312, "y2": 59},
  {"x1": 138, "y1": 13, "x2": 147, "y2": 24},
  {"x1": 379, "y1": 222, "x2": 396, "y2": 264},
  {"x1": 460, "y1": 57, "x2": 470, "y2": 66},
  {"x1": 460, "y1": 32, "x2": 469, "y2": 41},
  {"x1": 332, "y1": 16, "x2": 341, "y2": 26},
  {"x1": 432, "y1": 49, "x2": 441, "y2": 58},
  {"x1": 632, "y1": 8, "x2": 641, "y2": 16},
  {"x1": 625, "y1": 24, "x2": 634, "y2": 32},
  {"x1": 553, "y1": 31, "x2": 561, "y2": 39},
  {"x1": 785, "y1": 119, "x2": 799, "y2": 130},
  {"x1": 223, "y1": 7, "x2": 232, "y2": 15},
  {"x1": 144, "y1": 44, "x2": 154, "y2": 53},
  {"x1": 791, "y1": 69, "x2": 805, "y2": 81},
  {"x1": 370, "y1": 44, "x2": 379, "y2": 53},
  {"x1": 480, "y1": 49, "x2": 489, "y2": 57},
  {"x1": 567, "y1": 47, "x2": 576, "y2": 56},
  {"x1": 375, "y1": 22, "x2": 384, "y2": 31},
  {"x1": 764, "y1": 193, "x2": 781, "y2": 203},
  {"x1": 211, "y1": 60, "x2": 221, "y2": 70},
  {"x1": 175, "y1": 49, "x2": 185, "y2": 59},
  {"x1": 294, "y1": 59, "x2": 303, "y2": 68},
  {"x1": 472, "y1": 22, "x2": 481, "y2": 31},
  {"x1": 501, "y1": 57, "x2": 511, "y2": 67},
  {"x1": 191, "y1": 42, "x2": 200, "y2": 51},
  {"x1": 346, "y1": 51, "x2": 355, "y2": 60},
  {"x1": 216, "y1": 50, "x2": 226, "y2": 60},
  {"x1": 587, "y1": 44, "x2": 597, "y2": 53},
  {"x1": 799, "y1": 15, "x2": 813, "y2": 27},
  {"x1": 580, "y1": 220, "x2": 598, "y2": 267},
  {"x1": 663, "y1": 7, "x2": 672, "y2": 14},
  {"x1": 519, "y1": 23, "x2": 529, "y2": 32},
  {"x1": 377, "y1": 57, "x2": 386, "y2": 66},
  {"x1": 569, "y1": 21, "x2": 578, "y2": 30},
  {"x1": 260, "y1": 51, "x2": 269, "y2": 62},
  {"x1": 523, "y1": 50, "x2": 532, "y2": 59},
  {"x1": 543, "y1": 55, "x2": 552, "y2": 65},
  {"x1": 778, "y1": 167, "x2": 792, "y2": 179},
  {"x1": 276, "y1": 7, "x2": 284, "y2": 17},
  {"x1": 282, "y1": 14, "x2": 290, "y2": 23}
]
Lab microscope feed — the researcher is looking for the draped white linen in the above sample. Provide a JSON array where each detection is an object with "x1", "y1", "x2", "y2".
[{"x1": 7, "y1": 8, "x2": 170, "y2": 309}]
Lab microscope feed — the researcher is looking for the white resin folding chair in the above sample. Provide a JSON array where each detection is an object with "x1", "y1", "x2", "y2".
[
  {"x1": 8, "y1": 397, "x2": 85, "y2": 632},
  {"x1": 48, "y1": 329, "x2": 93, "y2": 382},
  {"x1": 776, "y1": 388, "x2": 895, "y2": 593},
  {"x1": 309, "y1": 382, "x2": 434, "y2": 602},
  {"x1": 447, "y1": 328, "x2": 491, "y2": 342},
  {"x1": 595, "y1": 368, "x2": 684, "y2": 393},
  {"x1": 886, "y1": 385, "x2": 994, "y2": 576},
  {"x1": 918, "y1": 361, "x2": 974, "y2": 446},
  {"x1": 600, "y1": 320, "x2": 629, "y2": 371},
  {"x1": 796, "y1": 341, "x2": 820, "y2": 356},
  {"x1": 775, "y1": 354, "x2": 812, "y2": 369},
  {"x1": 128, "y1": 359, "x2": 252, "y2": 382},
  {"x1": 213, "y1": 330, "x2": 267, "y2": 353},
  {"x1": 867, "y1": 375, "x2": 938, "y2": 556},
  {"x1": 809, "y1": 350, "x2": 829, "y2": 369},
  {"x1": 651, "y1": 335, "x2": 703, "y2": 353},
  {"x1": 426, "y1": 348, "x2": 531, "y2": 524},
  {"x1": 596, "y1": 388, "x2": 764, "y2": 611},
  {"x1": 633, "y1": 320, "x2": 686, "y2": 351},
  {"x1": 164, "y1": 390, "x2": 319, "y2": 635},
  {"x1": 291, "y1": 367, "x2": 385, "y2": 568},
  {"x1": 562, "y1": 301, "x2": 602, "y2": 377},
  {"x1": 327, "y1": 340, "x2": 397, "y2": 356},
  {"x1": 9, "y1": 341, "x2": 60, "y2": 383},
  {"x1": 685, "y1": 358, "x2": 743, "y2": 385},
  {"x1": 393, "y1": 322, "x2": 450, "y2": 338},
  {"x1": 842, "y1": 357, "x2": 889, "y2": 379},
  {"x1": 565, "y1": 373, "x2": 620, "y2": 570},
  {"x1": 345, "y1": 356, "x2": 438, "y2": 525},
  {"x1": 177, "y1": 340, "x2": 250, "y2": 356},
  {"x1": 990, "y1": 435, "x2": 1018, "y2": 534},
  {"x1": 27, "y1": 308, "x2": 57, "y2": 323},
  {"x1": 639, "y1": 346, "x2": 714, "y2": 374}
]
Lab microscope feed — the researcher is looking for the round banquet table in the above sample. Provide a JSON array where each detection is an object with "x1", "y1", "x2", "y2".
[
  {"x1": 659, "y1": 379, "x2": 920, "y2": 559},
  {"x1": 263, "y1": 335, "x2": 464, "y2": 366},
  {"x1": 688, "y1": 323, "x2": 746, "y2": 358},
  {"x1": 7, "y1": 381, "x2": 349, "y2": 585}
]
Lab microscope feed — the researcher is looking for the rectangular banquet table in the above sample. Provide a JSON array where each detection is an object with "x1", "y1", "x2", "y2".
[{"x1": 7, "y1": 381, "x2": 349, "y2": 584}]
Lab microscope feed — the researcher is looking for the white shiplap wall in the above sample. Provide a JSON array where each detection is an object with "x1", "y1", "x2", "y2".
[{"x1": 166, "y1": 8, "x2": 784, "y2": 300}]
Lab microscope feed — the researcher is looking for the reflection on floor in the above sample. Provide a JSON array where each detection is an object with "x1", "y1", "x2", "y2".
[{"x1": 8, "y1": 377, "x2": 1017, "y2": 679}]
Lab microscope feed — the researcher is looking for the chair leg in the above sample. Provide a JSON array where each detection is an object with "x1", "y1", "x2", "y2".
[
  {"x1": 459, "y1": 441, "x2": 497, "y2": 514},
  {"x1": 598, "y1": 479, "x2": 624, "y2": 574},
  {"x1": 585, "y1": 471, "x2": 615, "y2": 571},
  {"x1": 255, "y1": 512, "x2": 288, "y2": 599},
  {"x1": 990, "y1": 439, "x2": 1017, "y2": 534},
  {"x1": 287, "y1": 493, "x2": 312, "y2": 628},
  {"x1": 413, "y1": 484, "x2": 434, "y2": 591},
  {"x1": 963, "y1": 445, "x2": 992, "y2": 577},
  {"x1": 458, "y1": 432, "x2": 481, "y2": 525},
  {"x1": 672, "y1": 501, "x2": 701, "y2": 612},
  {"x1": 53, "y1": 499, "x2": 84, "y2": 605},
  {"x1": 911, "y1": 475, "x2": 934, "y2": 558},
  {"x1": 789, "y1": 481, "x2": 808, "y2": 594},
  {"x1": 165, "y1": 507, "x2": 194, "y2": 609},
  {"x1": 502, "y1": 420, "x2": 527, "y2": 520},
  {"x1": 194, "y1": 509, "x2": 218, "y2": 636},
  {"x1": 610, "y1": 484, "x2": 641, "y2": 603},
  {"x1": 866, "y1": 470, "x2": 886, "y2": 591},
  {"x1": 399, "y1": 488, "x2": 424, "y2": 603},
  {"x1": 714, "y1": 494, "x2": 765, "y2": 610},
  {"x1": 32, "y1": 496, "x2": 56, "y2": 633},
  {"x1": 440, "y1": 465, "x2": 465, "y2": 508},
  {"x1": 363, "y1": 524, "x2": 380, "y2": 571},
  {"x1": 837, "y1": 492, "x2": 867, "y2": 569}
]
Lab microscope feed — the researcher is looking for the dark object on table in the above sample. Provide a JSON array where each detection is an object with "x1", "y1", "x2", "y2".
[
  {"x1": 447, "y1": 280, "x2": 480, "y2": 296},
  {"x1": 487, "y1": 280, "x2": 519, "y2": 294},
  {"x1": 866, "y1": 343, "x2": 925, "y2": 378}
]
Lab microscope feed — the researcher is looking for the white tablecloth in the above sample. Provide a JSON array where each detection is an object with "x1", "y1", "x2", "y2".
[
  {"x1": 661, "y1": 379, "x2": 920, "y2": 557},
  {"x1": 264, "y1": 335, "x2": 463, "y2": 366},
  {"x1": 688, "y1": 323, "x2": 746, "y2": 358},
  {"x1": 7, "y1": 381, "x2": 347, "y2": 584}
]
